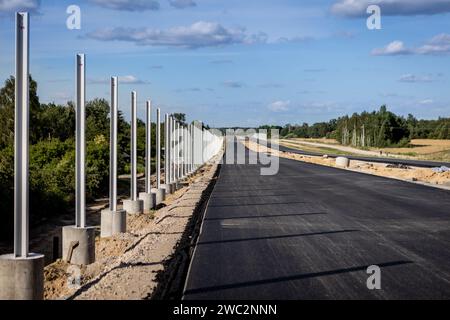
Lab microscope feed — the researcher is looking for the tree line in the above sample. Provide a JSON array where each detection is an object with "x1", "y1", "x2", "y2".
[{"x1": 277, "y1": 105, "x2": 450, "y2": 148}]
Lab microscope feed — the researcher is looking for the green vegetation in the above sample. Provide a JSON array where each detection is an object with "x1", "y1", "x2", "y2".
[
  {"x1": 279, "y1": 105, "x2": 450, "y2": 147},
  {"x1": 0, "y1": 76, "x2": 164, "y2": 241}
]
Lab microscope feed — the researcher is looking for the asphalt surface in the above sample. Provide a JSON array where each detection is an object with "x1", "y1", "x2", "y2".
[
  {"x1": 274, "y1": 143, "x2": 450, "y2": 168},
  {"x1": 183, "y1": 142, "x2": 450, "y2": 299}
]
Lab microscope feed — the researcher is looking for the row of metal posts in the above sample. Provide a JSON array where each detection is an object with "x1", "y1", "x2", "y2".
[{"x1": 0, "y1": 11, "x2": 224, "y2": 300}]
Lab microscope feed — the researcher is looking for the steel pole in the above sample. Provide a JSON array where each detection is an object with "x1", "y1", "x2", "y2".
[
  {"x1": 190, "y1": 124, "x2": 193, "y2": 173},
  {"x1": 176, "y1": 122, "x2": 180, "y2": 181},
  {"x1": 75, "y1": 54, "x2": 86, "y2": 228},
  {"x1": 168, "y1": 116, "x2": 172, "y2": 184},
  {"x1": 186, "y1": 125, "x2": 189, "y2": 174},
  {"x1": 156, "y1": 108, "x2": 161, "y2": 188},
  {"x1": 171, "y1": 117, "x2": 175, "y2": 183},
  {"x1": 131, "y1": 91, "x2": 137, "y2": 201},
  {"x1": 185, "y1": 126, "x2": 188, "y2": 176},
  {"x1": 14, "y1": 12, "x2": 29, "y2": 258},
  {"x1": 188, "y1": 126, "x2": 191, "y2": 172},
  {"x1": 181, "y1": 125, "x2": 184, "y2": 178},
  {"x1": 109, "y1": 77, "x2": 118, "y2": 211},
  {"x1": 145, "y1": 101, "x2": 152, "y2": 193},
  {"x1": 184, "y1": 126, "x2": 188, "y2": 176},
  {"x1": 164, "y1": 114, "x2": 169, "y2": 184}
]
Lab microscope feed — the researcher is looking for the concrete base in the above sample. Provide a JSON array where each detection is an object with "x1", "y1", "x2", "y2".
[
  {"x1": 100, "y1": 209, "x2": 127, "y2": 238},
  {"x1": 139, "y1": 192, "x2": 154, "y2": 212},
  {"x1": 151, "y1": 188, "x2": 166, "y2": 205},
  {"x1": 0, "y1": 253, "x2": 44, "y2": 300},
  {"x1": 123, "y1": 199, "x2": 144, "y2": 214},
  {"x1": 172, "y1": 182, "x2": 179, "y2": 190},
  {"x1": 161, "y1": 183, "x2": 174, "y2": 195},
  {"x1": 62, "y1": 226, "x2": 95, "y2": 265},
  {"x1": 336, "y1": 157, "x2": 350, "y2": 168}
]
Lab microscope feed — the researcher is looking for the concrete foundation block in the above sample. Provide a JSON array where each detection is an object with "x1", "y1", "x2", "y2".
[
  {"x1": 336, "y1": 157, "x2": 350, "y2": 168},
  {"x1": 100, "y1": 209, "x2": 127, "y2": 238},
  {"x1": 62, "y1": 226, "x2": 96, "y2": 265},
  {"x1": 0, "y1": 253, "x2": 44, "y2": 300},
  {"x1": 151, "y1": 188, "x2": 166, "y2": 205},
  {"x1": 139, "y1": 192, "x2": 154, "y2": 212},
  {"x1": 123, "y1": 199, "x2": 144, "y2": 214},
  {"x1": 161, "y1": 183, "x2": 174, "y2": 195}
]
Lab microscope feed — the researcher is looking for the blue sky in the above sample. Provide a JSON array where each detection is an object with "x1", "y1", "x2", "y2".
[{"x1": 1, "y1": 0, "x2": 450, "y2": 127}]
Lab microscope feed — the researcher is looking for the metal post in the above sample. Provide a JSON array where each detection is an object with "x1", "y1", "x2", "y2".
[
  {"x1": 145, "y1": 101, "x2": 152, "y2": 193},
  {"x1": 109, "y1": 77, "x2": 118, "y2": 211},
  {"x1": 14, "y1": 12, "x2": 29, "y2": 258},
  {"x1": 164, "y1": 114, "x2": 169, "y2": 184},
  {"x1": 190, "y1": 124, "x2": 193, "y2": 172},
  {"x1": 171, "y1": 116, "x2": 175, "y2": 183},
  {"x1": 185, "y1": 125, "x2": 188, "y2": 174},
  {"x1": 188, "y1": 124, "x2": 191, "y2": 173},
  {"x1": 75, "y1": 54, "x2": 86, "y2": 228},
  {"x1": 168, "y1": 116, "x2": 171, "y2": 184},
  {"x1": 156, "y1": 108, "x2": 161, "y2": 188},
  {"x1": 181, "y1": 126, "x2": 184, "y2": 178},
  {"x1": 176, "y1": 122, "x2": 180, "y2": 181},
  {"x1": 185, "y1": 126, "x2": 188, "y2": 175},
  {"x1": 184, "y1": 126, "x2": 188, "y2": 176},
  {"x1": 131, "y1": 91, "x2": 137, "y2": 201}
]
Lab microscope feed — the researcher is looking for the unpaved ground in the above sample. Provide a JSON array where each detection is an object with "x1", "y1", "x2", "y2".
[
  {"x1": 282, "y1": 138, "x2": 450, "y2": 162},
  {"x1": 281, "y1": 139, "x2": 382, "y2": 157},
  {"x1": 379, "y1": 139, "x2": 450, "y2": 161},
  {"x1": 44, "y1": 156, "x2": 221, "y2": 300},
  {"x1": 247, "y1": 141, "x2": 450, "y2": 188}
]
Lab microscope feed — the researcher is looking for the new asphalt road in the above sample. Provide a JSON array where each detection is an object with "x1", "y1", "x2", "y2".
[
  {"x1": 183, "y1": 143, "x2": 450, "y2": 299},
  {"x1": 274, "y1": 143, "x2": 450, "y2": 168}
]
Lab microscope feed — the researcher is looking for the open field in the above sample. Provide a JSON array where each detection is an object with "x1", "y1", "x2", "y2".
[
  {"x1": 282, "y1": 138, "x2": 450, "y2": 162},
  {"x1": 379, "y1": 139, "x2": 450, "y2": 161}
]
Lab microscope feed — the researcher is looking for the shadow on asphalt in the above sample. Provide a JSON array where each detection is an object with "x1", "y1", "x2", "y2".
[
  {"x1": 205, "y1": 212, "x2": 327, "y2": 221},
  {"x1": 197, "y1": 229, "x2": 359, "y2": 245},
  {"x1": 208, "y1": 201, "x2": 308, "y2": 207},
  {"x1": 184, "y1": 260, "x2": 413, "y2": 296}
]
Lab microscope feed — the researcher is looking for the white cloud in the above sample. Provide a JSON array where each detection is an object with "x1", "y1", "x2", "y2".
[
  {"x1": 398, "y1": 74, "x2": 434, "y2": 83},
  {"x1": 90, "y1": 0, "x2": 159, "y2": 11},
  {"x1": 371, "y1": 41, "x2": 412, "y2": 56},
  {"x1": 418, "y1": 99, "x2": 434, "y2": 105},
  {"x1": 0, "y1": 0, "x2": 39, "y2": 12},
  {"x1": 168, "y1": 0, "x2": 196, "y2": 9},
  {"x1": 331, "y1": 0, "x2": 450, "y2": 17},
  {"x1": 222, "y1": 80, "x2": 244, "y2": 88},
  {"x1": 373, "y1": 35, "x2": 450, "y2": 56},
  {"x1": 87, "y1": 21, "x2": 266, "y2": 48},
  {"x1": 120, "y1": 75, "x2": 148, "y2": 84},
  {"x1": 89, "y1": 75, "x2": 148, "y2": 84},
  {"x1": 416, "y1": 33, "x2": 450, "y2": 54},
  {"x1": 268, "y1": 100, "x2": 291, "y2": 112},
  {"x1": 276, "y1": 35, "x2": 314, "y2": 44}
]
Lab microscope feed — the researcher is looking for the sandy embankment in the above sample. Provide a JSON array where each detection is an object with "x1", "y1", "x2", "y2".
[{"x1": 246, "y1": 140, "x2": 450, "y2": 188}]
